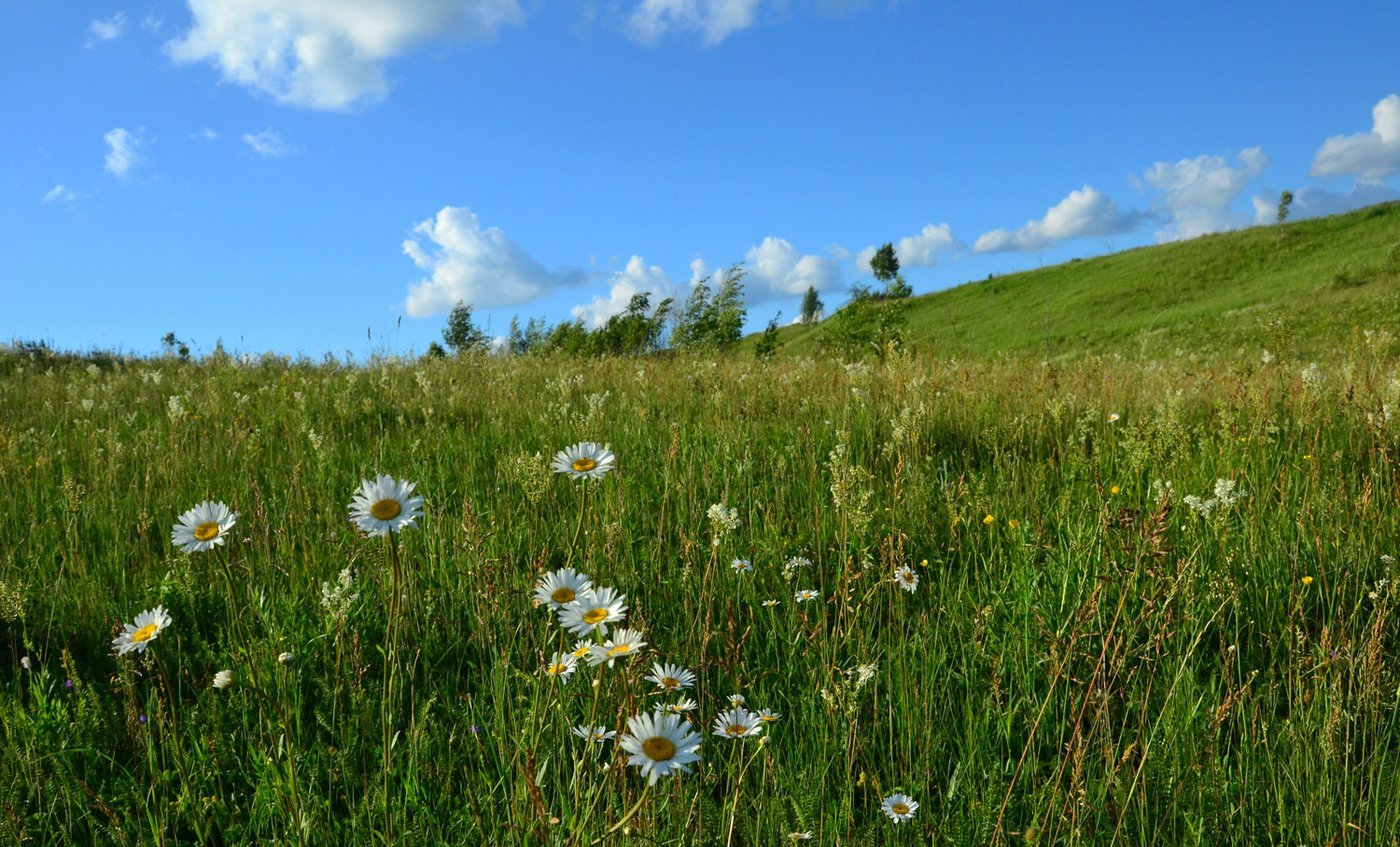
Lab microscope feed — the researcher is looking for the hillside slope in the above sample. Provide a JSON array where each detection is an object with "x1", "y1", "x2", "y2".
[{"x1": 764, "y1": 201, "x2": 1400, "y2": 360}]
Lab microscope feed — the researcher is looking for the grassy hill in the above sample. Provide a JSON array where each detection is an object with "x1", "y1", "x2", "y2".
[{"x1": 763, "y1": 201, "x2": 1400, "y2": 361}]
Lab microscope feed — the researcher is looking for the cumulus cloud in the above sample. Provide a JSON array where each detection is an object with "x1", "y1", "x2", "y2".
[
  {"x1": 403, "y1": 206, "x2": 586, "y2": 317},
  {"x1": 87, "y1": 12, "x2": 127, "y2": 45},
  {"x1": 855, "y1": 223, "x2": 959, "y2": 272},
  {"x1": 242, "y1": 128, "x2": 294, "y2": 157},
  {"x1": 627, "y1": 0, "x2": 763, "y2": 45},
  {"x1": 974, "y1": 186, "x2": 1142, "y2": 253},
  {"x1": 1137, "y1": 148, "x2": 1268, "y2": 242},
  {"x1": 42, "y1": 185, "x2": 78, "y2": 204},
  {"x1": 103, "y1": 128, "x2": 142, "y2": 177},
  {"x1": 1252, "y1": 182, "x2": 1400, "y2": 225},
  {"x1": 1311, "y1": 94, "x2": 1400, "y2": 181},
  {"x1": 571, "y1": 256, "x2": 678, "y2": 327},
  {"x1": 167, "y1": 0, "x2": 524, "y2": 110},
  {"x1": 743, "y1": 236, "x2": 843, "y2": 301}
]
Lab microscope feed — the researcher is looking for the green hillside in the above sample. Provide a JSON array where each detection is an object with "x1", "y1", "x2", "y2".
[{"x1": 765, "y1": 201, "x2": 1400, "y2": 360}]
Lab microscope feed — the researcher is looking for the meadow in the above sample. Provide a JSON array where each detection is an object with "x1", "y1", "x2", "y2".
[{"x1": 1, "y1": 339, "x2": 1398, "y2": 845}]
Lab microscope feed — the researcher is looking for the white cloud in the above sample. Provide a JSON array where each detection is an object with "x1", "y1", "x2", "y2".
[
  {"x1": 571, "y1": 256, "x2": 678, "y2": 327},
  {"x1": 87, "y1": 12, "x2": 127, "y2": 45},
  {"x1": 973, "y1": 186, "x2": 1141, "y2": 253},
  {"x1": 403, "y1": 206, "x2": 587, "y2": 317},
  {"x1": 42, "y1": 185, "x2": 78, "y2": 204},
  {"x1": 1311, "y1": 94, "x2": 1400, "y2": 181},
  {"x1": 103, "y1": 128, "x2": 142, "y2": 177},
  {"x1": 627, "y1": 0, "x2": 762, "y2": 45},
  {"x1": 195, "y1": 128, "x2": 220, "y2": 141},
  {"x1": 1137, "y1": 148, "x2": 1267, "y2": 242},
  {"x1": 242, "y1": 128, "x2": 294, "y2": 157},
  {"x1": 167, "y1": 0, "x2": 524, "y2": 110},
  {"x1": 1252, "y1": 182, "x2": 1400, "y2": 225},
  {"x1": 743, "y1": 236, "x2": 843, "y2": 300}
]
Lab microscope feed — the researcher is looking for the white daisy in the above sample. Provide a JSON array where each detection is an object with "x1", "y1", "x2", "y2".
[
  {"x1": 645, "y1": 662, "x2": 696, "y2": 693},
  {"x1": 662, "y1": 697, "x2": 698, "y2": 715},
  {"x1": 730, "y1": 558, "x2": 753, "y2": 573},
  {"x1": 794, "y1": 589, "x2": 819, "y2": 603},
  {"x1": 727, "y1": 693, "x2": 746, "y2": 707},
  {"x1": 533, "y1": 567, "x2": 593, "y2": 609},
  {"x1": 571, "y1": 724, "x2": 616, "y2": 743},
  {"x1": 756, "y1": 708, "x2": 782, "y2": 725},
  {"x1": 112, "y1": 606, "x2": 172, "y2": 656},
  {"x1": 551, "y1": 442, "x2": 616, "y2": 480},
  {"x1": 1108, "y1": 412, "x2": 1120, "y2": 423},
  {"x1": 558, "y1": 587, "x2": 628, "y2": 637},
  {"x1": 894, "y1": 565, "x2": 919, "y2": 592},
  {"x1": 171, "y1": 500, "x2": 238, "y2": 553},
  {"x1": 569, "y1": 640, "x2": 594, "y2": 659},
  {"x1": 788, "y1": 833, "x2": 814, "y2": 842},
  {"x1": 587, "y1": 627, "x2": 647, "y2": 667},
  {"x1": 348, "y1": 475, "x2": 424, "y2": 536},
  {"x1": 881, "y1": 793, "x2": 918, "y2": 823},
  {"x1": 619, "y1": 711, "x2": 702, "y2": 785},
  {"x1": 712, "y1": 707, "x2": 763, "y2": 740},
  {"x1": 762, "y1": 598, "x2": 780, "y2": 607},
  {"x1": 544, "y1": 651, "x2": 579, "y2": 682},
  {"x1": 212, "y1": 669, "x2": 234, "y2": 689}
]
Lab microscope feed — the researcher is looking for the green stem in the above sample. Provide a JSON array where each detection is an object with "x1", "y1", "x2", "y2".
[{"x1": 591, "y1": 784, "x2": 650, "y2": 845}]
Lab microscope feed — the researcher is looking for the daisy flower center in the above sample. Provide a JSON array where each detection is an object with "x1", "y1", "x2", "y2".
[
  {"x1": 193, "y1": 522, "x2": 221, "y2": 542},
  {"x1": 606, "y1": 644, "x2": 631, "y2": 657},
  {"x1": 891, "y1": 803, "x2": 910, "y2": 816},
  {"x1": 370, "y1": 499, "x2": 402, "y2": 520},
  {"x1": 581, "y1": 608, "x2": 609, "y2": 625},
  {"x1": 572, "y1": 457, "x2": 597, "y2": 472},
  {"x1": 661, "y1": 677, "x2": 679, "y2": 690},
  {"x1": 547, "y1": 663, "x2": 569, "y2": 675},
  {"x1": 725, "y1": 724, "x2": 747, "y2": 736},
  {"x1": 902, "y1": 572, "x2": 915, "y2": 583},
  {"x1": 641, "y1": 736, "x2": 676, "y2": 761},
  {"x1": 550, "y1": 587, "x2": 576, "y2": 604},
  {"x1": 131, "y1": 623, "x2": 160, "y2": 643}
]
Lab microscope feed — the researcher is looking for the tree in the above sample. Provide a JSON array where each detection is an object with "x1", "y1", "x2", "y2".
[
  {"x1": 1276, "y1": 190, "x2": 1294, "y2": 225},
  {"x1": 754, "y1": 313, "x2": 781, "y2": 358},
  {"x1": 867, "y1": 242, "x2": 912, "y2": 299},
  {"x1": 799, "y1": 286, "x2": 824, "y2": 324},
  {"x1": 672, "y1": 265, "x2": 747, "y2": 350},
  {"x1": 442, "y1": 301, "x2": 488, "y2": 355}
]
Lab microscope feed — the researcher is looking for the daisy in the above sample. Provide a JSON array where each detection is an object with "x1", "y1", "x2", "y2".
[
  {"x1": 558, "y1": 587, "x2": 628, "y2": 637},
  {"x1": 619, "y1": 711, "x2": 702, "y2": 785},
  {"x1": 794, "y1": 589, "x2": 819, "y2": 603},
  {"x1": 881, "y1": 793, "x2": 918, "y2": 823},
  {"x1": 662, "y1": 697, "x2": 698, "y2": 715},
  {"x1": 569, "y1": 640, "x2": 594, "y2": 659},
  {"x1": 645, "y1": 662, "x2": 696, "y2": 693},
  {"x1": 212, "y1": 669, "x2": 234, "y2": 689},
  {"x1": 171, "y1": 500, "x2": 238, "y2": 553},
  {"x1": 348, "y1": 475, "x2": 424, "y2": 536},
  {"x1": 571, "y1": 724, "x2": 616, "y2": 743},
  {"x1": 1108, "y1": 412, "x2": 1120, "y2": 423},
  {"x1": 894, "y1": 566, "x2": 919, "y2": 592},
  {"x1": 533, "y1": 567, "x2": 593, "y2": 609},
  {"x1": 730, "y1": 558, "x2": 753, "y2": 573},
  {"x1": 712, "y1": 707, "x2": 763, "y2": 740},
  {"x1": 544, "y1": 651, "x2": 579, "y2": 682},
  {"x1": 788, "y1": 833, "x2": 814, "y2": 842},
  {"x1": 112, "y1": 606, "x2": 172, "y2": 656},
  {"x1": 587, "y1": 628, "x2": 646, "y2": 667},
  {"x1": 762, "y1": 599, "x2": 780, "y2": 607},
  {"x1": 756, "y1": 708, "x2": 782, "y2": 725},
  {"x1": 551, "y1": 442, "x2": 616, "y2": 480},
  {"x1": 727, "y1": 693, "x2": 746, "y2": 707}
]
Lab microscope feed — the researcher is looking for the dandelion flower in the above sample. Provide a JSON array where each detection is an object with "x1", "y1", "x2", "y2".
[
  {"x1": 794, "y1": 589, "x2": 819, "y2": 603},
  {"x1": 552, "y1": 442, "x2": 616, "y2": 480},
  {"x1": 545, "y1": 651, "x2": 579, "y2": 682},
  {"x1": 619, "y1": 711, "x2": 702, "y2": 785},
  {"x1": 112, "y1": 606, "x2": 172, "y2": 656},
  {"x1": 731, "y1": 558, "x2": 753, "y2": 573},
  {"x1": 894, "y1": 565, "x2": 919, "y2": 592},
  {"x1": 348, "y1": 475, "x2": 424, "y2": 536},
  {"x1": 983, "y1": 514, "x2": 995, "y2": 525},
  {"x1": 558, "y1": 587, "x2": 628, "y2": 637},
  {"x1": 571, "y1": 724, "x2": 616, "y2": 743},
  {"x1": 534, "y1": 567, "x2": 593, "y2": 609},
  {"x1": 646, "y1": 662, "x2": 696, "y2": 693},
  {"x1": 881, "y1": 793, "x2": 918, "y2": 823},
  {"x1": 212, "y1": 669, "x2": 234, "y2": 689},
  {"x1": 587, "y1": 627, "x2": 646, "y2": 667},
  {"x1": 712, "y1": 707, "x2": 763, "y2": 740},
  {"x1": 171, "y1": 500, "x2": 238, "y2": 553},
  {"x1": 1301, "y1": 575, "x2": 1314, "y2": 586}
]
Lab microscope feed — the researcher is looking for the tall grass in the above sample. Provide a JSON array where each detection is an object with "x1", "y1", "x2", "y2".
[{"x1": 1, "y1": 342, "x2": 1398, "y2": 845}]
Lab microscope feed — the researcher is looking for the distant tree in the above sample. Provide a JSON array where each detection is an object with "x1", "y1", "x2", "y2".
[
  {"x1": 755, "y1": 313, "x2": 781, "y2": 358},
  {"x1": 595, "y1": 292, "x2": 672, "y2": 355},
  {"x1": 442, "y1": 301, "x2": 489, "y2": 355},
  {"x1": 161, "y1": 331, "x2": 191, "y2": 361},
  {"x1": 799, "y1": 286, "x2": 824, "y2": 324},
  {"x1": 672, "y1": 265, "x2": 746, "y2": 350},
  {"x1": 1276, "y1": 190, "x2": 1294, "y2": 225},
  {"x1": 867, "y1": 242, "x2": 912, "y2": 299},
  {"x1": 425, "y1": 341, "x2": 447, "y2": 359}
]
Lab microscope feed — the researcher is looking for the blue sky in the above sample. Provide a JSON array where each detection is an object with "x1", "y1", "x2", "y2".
[{"x1": 4, "y1": 1, "x2": 1399, "y2": 358}]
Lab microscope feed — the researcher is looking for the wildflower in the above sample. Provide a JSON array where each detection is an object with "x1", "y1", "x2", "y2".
[
  {"x1": 1301, "y1": 576, "x2": 1314, "y2": 586},
  {"x1": 19, "y1": 656, "x2": 30, "y2": 670},
  {"x1": 712, "y1": 707, "x2": 763, "y2": 740},
  {"x1": 707, "y1": 503, "x2": 741, "y2": 546},
  {"x1": 571, "y1": 724, "x2": 616, "y2": 743},
  {"x1": 894, "y1": 566, "x2": 919, "y2": 592},
  {"x1": 319, "y1": 566, "x2": 359, "y2": 622},
  {"x1": 727, "y1": 693, "x2": 746, "y2": 707},
  {"x1": 171, "y1": 500, "x2": 238, "y2": 552},
  {"x1": 662, "y1": 697, "x2": 698, "y2": 715},
  {"x1": 277, "y1": 652, "x2": 295, "y2": 665},
  {"x1": 348, "y1": 475, "x2": 424, "y2": 536},
  {"x1": 730, "y1": 558, "x2": 753, "y2": 574},
  {"x1": 1108, "y1": 413, "x2": 1120, "y2": 423},
  {"x1": 212, "y1": 669, "x2": 234, "y2": 689},
  {"x1": 533, "y1": 567, "x2": 593, "y2": 609},
  {"x1": 782, "y1": 556, "x2": 812, "y2": 580},
  {"x1": 551, "y1": 442, "x2": 616, "y2": 480},
  {"x1": 1110, "y1": 485, "x2": 1120, "y2": 495},
  {"x1": 1007, "y1": 519, "x2": 1020, "y2": 528},
  {"x1": 983, "y1": 514, "x2": 995, "y2": 525},
  {"x1": 619, "y1": 711, "x2": 702, "y2": 785},
  {"x1": 756, "y1": 708, "x2": 782, "y2": 724},
  {"x1": 570, "y1": 640, "x2": 594, "y2": 659},
  {"x1": 545, "y1": 651, "x2": 579, "y2": 682},
  {"x1": 112, "y1": 606, "x2": 172, "y2": 656},
  {"x1": 646, "y1": 662, "x2": 696, "y2": 693},
  {"x1": 794, "y1": 589, "x2": 819, "y2": 603},
  {"x1": 789, "y1": 831, "x2": 814, "y2": 841},
  {"x1": 558, "y1": 587, "x2": 628, "y2": 637},
  {"x1": 587, "y1": 628, "x2": 647, "y2": 667},
  {"x1": 762, "y1": 598, "x2": 780, "y2": 607},
  {"x1": 881, "y1": 793, "x2": 918, "y2": 823}
]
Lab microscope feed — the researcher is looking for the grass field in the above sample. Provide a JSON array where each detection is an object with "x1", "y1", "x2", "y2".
[{"x1": 3, "y1": 335, "x2": 1399, "y2": 845}]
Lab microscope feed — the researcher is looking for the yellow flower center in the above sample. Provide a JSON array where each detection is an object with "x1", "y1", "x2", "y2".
[
  {"x1": 571, "y1": 457, "x2": 597, "y2": 472},
  {"x1": 582, "y1": 608, "x2": 609, "y2": 625},
  {"x1": 902, "y1": 571, "x2": 916, "y2": 583},
  {"x1": 661, "y1": 677, "x2": 679, "y2": 690},
  {"x1": 550, "y1": 587, "x2": 576, "y2": 604},
  {"x1": 641, "y1": 736, "x2": 676, "y2": 761},
  {"x1": 131, "y1": 623, "x2": 160, "y2": 643},
  {"x1": 571, "y1": 645, "x2": 592, "y2": 658},
  {"x1": 891, "y1": 803, "x2": 909, "y2": 816},
  {"x1": 606, "y1": 644, "x2": 631, "y2": 657},
  {"x1": 760, "y1": 714, "x2": 779, "y2": 723},
  {"x1": 370, "y1": 499, "x2": 402, "y2": 520},
  {"x1": 726, "y1": 724, "x2": 747, "y2": 736},
  {"x1": 193, "y1": 522, "x2": 221, "y2": 542},
  {"x1": 548, "y1": 663, "x2": 569, "y2": 676}
]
